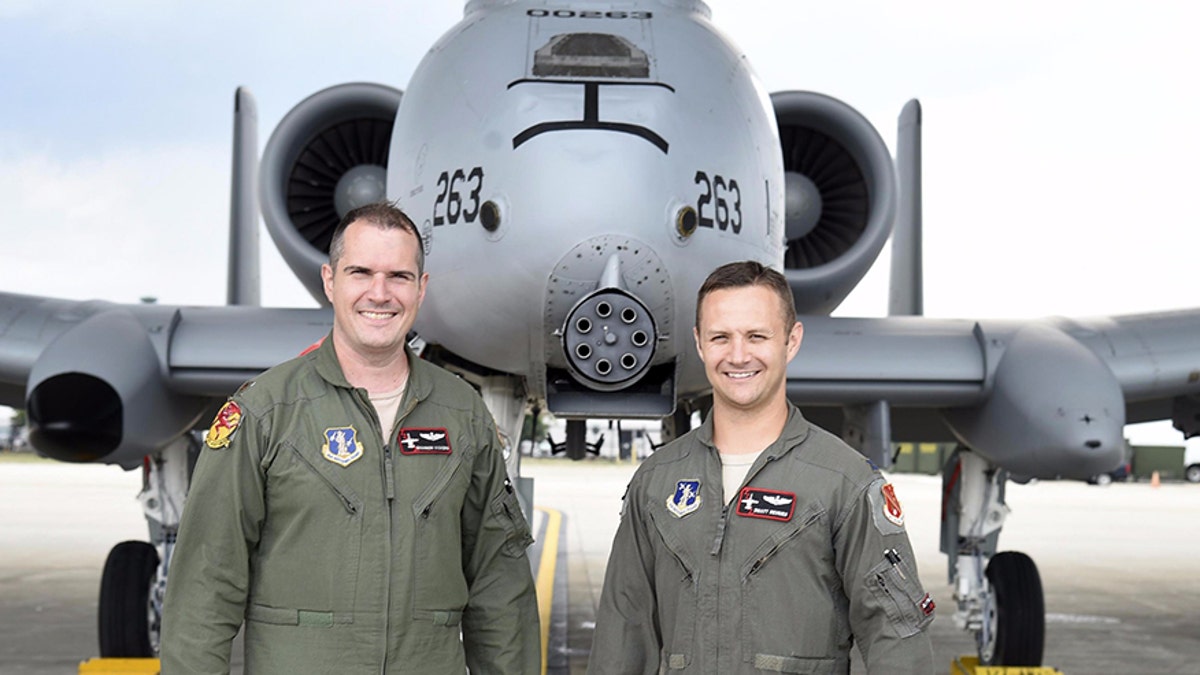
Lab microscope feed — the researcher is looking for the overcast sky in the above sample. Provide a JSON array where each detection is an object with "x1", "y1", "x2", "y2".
[{"x1": 2, "y1": 1, "x2": 1195, "y2": 442}]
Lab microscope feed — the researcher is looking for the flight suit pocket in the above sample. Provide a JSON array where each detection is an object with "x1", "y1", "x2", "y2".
[
  {"x1": 492, "y1": 486, "x2": 534, "y2": 557},
  {"x1": 866, "y1": 557, "x2": 933, "y2": 638},
  {"x1": 646, "y1": 505, "x2": 699, "y2": 670},
  {"x1": 739, "y1": 507, "x2": 828, "y2": 662},
  {"x1": 251, "y1": 444, "x2": 364, "y2": 611},
  {"x1": 412, "y1": 457, "x2": 470, "y2": 613}
]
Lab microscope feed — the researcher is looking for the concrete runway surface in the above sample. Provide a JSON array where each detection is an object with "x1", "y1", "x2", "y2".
[{"x1": 2, "y1": 455, "x2": 1198, "y2": 674}]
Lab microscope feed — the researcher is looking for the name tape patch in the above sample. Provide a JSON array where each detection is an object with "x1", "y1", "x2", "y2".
[
  {"x1": 735, "y1": 487, "x2": 796, "y2": 522},
  {"x1": 398, "y1": 427, "x2": 452, "y2": 455}
]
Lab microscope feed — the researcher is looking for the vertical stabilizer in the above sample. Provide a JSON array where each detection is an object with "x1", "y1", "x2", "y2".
[
  {"x1": 228, "y1": 87, "x2": 261, "y2": 306},
  {"x1": 889, "y1": 99, "x2": 922, "y2": 316}
]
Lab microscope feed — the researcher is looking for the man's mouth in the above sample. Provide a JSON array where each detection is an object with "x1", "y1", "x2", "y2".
[
  {"x1": 725, "y1": 370, "x2": 758, "y2": 380},
  {"x1": 359, "y1": 309, "x2": 398, "y2": 320}
]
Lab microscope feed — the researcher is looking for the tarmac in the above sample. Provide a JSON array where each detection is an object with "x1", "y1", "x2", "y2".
[{"x1": 2, "y1": 454, "x2": 1198, "y2": 674}]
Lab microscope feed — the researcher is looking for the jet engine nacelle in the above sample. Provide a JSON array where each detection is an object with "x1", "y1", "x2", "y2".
[
  {"x1": 943, "y1": 323, "x2": 1125, "y2": 480},
  {"x1": 260, "y1": 83, "x2": 403, "y2": 304},
  {"x1": 25, "y1": 307, "x2": 205, "y2": 469},
  {"x1": 771, "y1": 91, "x2": 896, "y2": 314}
]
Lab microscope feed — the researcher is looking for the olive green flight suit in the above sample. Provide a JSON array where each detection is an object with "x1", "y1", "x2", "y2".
[
  {"x1": 589, "y1": 406, "x2": 934, "y2": 674},
  {"x1": 161, "y1": 338, "x2": 540, "y2": 674}
]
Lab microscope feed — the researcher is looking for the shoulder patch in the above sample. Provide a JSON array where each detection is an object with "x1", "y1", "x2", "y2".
[
  {"x1": 205, "y1": 400, "x2": 243, "y2": 449},
  {"x1": 866, "y1": 478, "x2": 906, "y2": 534}
]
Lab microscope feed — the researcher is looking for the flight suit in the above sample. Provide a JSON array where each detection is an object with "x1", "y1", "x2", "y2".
[
  {"x1": 589, "y1": 406, "x2": 935, "y2": 674},
  {"x1": 161, "y1": 337, "x2": 540, "y2": 674}
]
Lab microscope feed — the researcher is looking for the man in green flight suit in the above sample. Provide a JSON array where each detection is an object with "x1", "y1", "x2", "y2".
[
  {"x1": 588, "y1": 261, "x2": 935, "y2": 674},
  {"x1": 162, "y1": 202, "x2": 540, "y2": 674}
]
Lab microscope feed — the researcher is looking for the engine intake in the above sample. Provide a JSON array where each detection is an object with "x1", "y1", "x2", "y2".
[
  {"x1": 772, "y1": 91, "x2": 896, "y2": 314},
  {"x1": 25, "y1": 309, "x2": 204, "y2": 468},
  {"x1": 260, "y1": 83, "x2": 403, "y2": 303}
]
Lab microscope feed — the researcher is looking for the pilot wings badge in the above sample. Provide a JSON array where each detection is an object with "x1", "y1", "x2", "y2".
[
  {"x1": 398, "y1": 427, "x2": 452, "y2": 455},
  {"x1": 322, "y1": 426, "x2": 364, "y2": 467},
  {"x1": 666, "y1": 480, "x2": 702, "y2": 518}
]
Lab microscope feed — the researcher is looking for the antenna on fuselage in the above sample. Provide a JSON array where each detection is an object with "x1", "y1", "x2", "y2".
[
  {"x1": 227, "y1": 86, "x2": 261, "y2": 306},
  {"x1": 889, "y1": 99, "x2": 922, "y2": 316}
]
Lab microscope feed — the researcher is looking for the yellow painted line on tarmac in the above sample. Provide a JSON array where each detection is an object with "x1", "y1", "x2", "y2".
[
  {"x1": 534, "y1": 506, "x2": 562, "y2": 675},
  {"x1": 78, "y1": 658, "x2": 160, "y2": 673}
]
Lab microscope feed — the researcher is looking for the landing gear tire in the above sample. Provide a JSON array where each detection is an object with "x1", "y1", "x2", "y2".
[
  {"x1": 99, "y1": 540, "x2": 159, "y2": 657},
  {"x1": 981, "y1": 551, "x2": 1045, "y2": 666}
]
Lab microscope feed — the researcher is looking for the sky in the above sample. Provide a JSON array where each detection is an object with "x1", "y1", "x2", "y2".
[{"x1": 2, "y1": 0, "x2": 1196, "y2": 443}]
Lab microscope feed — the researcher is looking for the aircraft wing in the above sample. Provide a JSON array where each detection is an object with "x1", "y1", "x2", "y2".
[
  {"x1": 0, "y1": 291, "x2": 331, "y2": 466},
  {"x1": 787, "y1": 309, "x2": 1200, "y2": 479}
]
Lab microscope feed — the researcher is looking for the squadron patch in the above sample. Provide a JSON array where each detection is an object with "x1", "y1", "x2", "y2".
[
  {"x1": 867, "y1": 478, "x2": 906, "y2": 534},
  {"x1": 666, "y1": 480, "x2": 702, "y2": 518},
  {"x1": 322, "y1": 426, "x2": 364, "y2": 466},
  {"x1": 398, "y1": 428, "x2": 452, "y2": 455},
  {"x1": 735, "y1": 487, "x2": 796, "y2": 522},
  {"x1": 205, "y1": 401, "x2": 242, "y2": 449}
]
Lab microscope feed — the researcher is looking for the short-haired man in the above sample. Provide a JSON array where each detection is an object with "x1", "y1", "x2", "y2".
[
  {"x1": 162, "y1": 203, "x2": 540, "y2": 673},
  {"x1": 588, "y1": 260, "x2": 935, "y2": 674}
]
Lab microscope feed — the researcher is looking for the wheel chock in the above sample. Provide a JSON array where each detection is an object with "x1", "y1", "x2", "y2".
[
  {"x1": 78, "y1": 658, "x2": 161, "y2": 674},
  {"x1": 952, "y1": 655, "x2": 1063, "y2": 675}
]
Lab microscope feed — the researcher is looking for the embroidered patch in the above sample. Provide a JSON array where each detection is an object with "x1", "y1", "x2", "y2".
[
  {"x1": 204, "y1": 400, "x2": 242, "y2": 449},
  {"x1": 920, "y1": 593, "x2": 936, "y2": 616},
  {"x1": 398, "y1": 427, "x2": 452, "y2": 455},
  {"x1": 666, "y1": 480, "x2": 702, "y2": 518},
  {"x1": 867, "y1": 477, "x2": 905, "y2": 535},
  {"x1": 881, "y1": 482, "x2": 905, "y2": 526},
  {"x1": 322, "y1": 426, "x2": 364, "y2": 466},
  {"x1": 735, "y1": 487, "x2": 796, "y2": 522}
]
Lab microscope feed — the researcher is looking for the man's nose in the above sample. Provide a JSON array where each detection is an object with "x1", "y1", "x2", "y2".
[
  {"x1": 367, "y1": 273, "x2": 389, "y2": 299},
  {"x1": 729, "y1": 337, "x2": 750, "y2": 363}
]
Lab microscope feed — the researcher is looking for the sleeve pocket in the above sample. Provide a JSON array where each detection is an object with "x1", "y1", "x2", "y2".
[
  {"x1": 865, "y1": 558, "x2": 935, "y2": 638},
  {"x1": 492, "y1": 487, "x2": 534, "y2": 557}
]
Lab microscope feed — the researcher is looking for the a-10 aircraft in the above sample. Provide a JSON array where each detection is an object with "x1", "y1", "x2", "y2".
[{"x1": 2, "y1": 0, "x2": 1198, "y2": 668}]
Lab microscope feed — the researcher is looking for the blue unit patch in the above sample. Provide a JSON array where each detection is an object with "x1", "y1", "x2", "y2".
[
  {"x1": 666, "y1": 479, "x2": 702, "y2": 518},
  {"x1": 322, "y1": 426, "x2": 364, "y2": 467}
]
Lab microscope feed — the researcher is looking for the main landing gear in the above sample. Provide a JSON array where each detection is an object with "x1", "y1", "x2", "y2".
[
  {"x1": 97, "y1": 435, "x2": 194, "y2": 657},
  {"x1": 942, "y1": 449, "x2": 1046, "y2": 667}
]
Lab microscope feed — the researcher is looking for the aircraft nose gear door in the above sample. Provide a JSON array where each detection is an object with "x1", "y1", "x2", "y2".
[{"x1": 942, "y1": 448, "x2": 1046, "y2": 667}]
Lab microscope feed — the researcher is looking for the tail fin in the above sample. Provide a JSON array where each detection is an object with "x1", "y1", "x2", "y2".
[
  {"x1": 227, "y1": 87, "x2": 261, "y2": 306},
  {"x1": 888, "y1": 99, "x2": 922, "y2": 316}
]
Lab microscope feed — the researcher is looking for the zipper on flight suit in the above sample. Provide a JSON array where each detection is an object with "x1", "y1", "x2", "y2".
[
  {"x1": 379, "y1": 391, "x2": 420, "y2": 673},
  {"x1": 289, "y1": 446, "x2": 359, "y2": 515}
]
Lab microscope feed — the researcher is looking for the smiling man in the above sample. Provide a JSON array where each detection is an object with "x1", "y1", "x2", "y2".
[
  {"x1": 589, "y1": 261, "x2": 935, "y2": 674},
  {"x1": 161, "y1": 203, "x2": 540, "y2": 674}
]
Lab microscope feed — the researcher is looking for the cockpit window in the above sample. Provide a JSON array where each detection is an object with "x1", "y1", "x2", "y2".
[{"x1": 533, "y1": 33, "x2": 649, "y2": 79}]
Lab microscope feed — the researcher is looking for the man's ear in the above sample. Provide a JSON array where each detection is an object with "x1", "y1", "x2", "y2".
[
  {"x1": 786, "y1": 321, "x2": 804, "y2": 360},
  {"x1": 693, "y1": 326, "x2": 704, "y2": 362},
  {"x1": 321, "y1": 264, "x2": 335, "y2": 304}
]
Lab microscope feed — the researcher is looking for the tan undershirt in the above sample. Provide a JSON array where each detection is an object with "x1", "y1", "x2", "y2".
[
  {"x1": 719, "y1": 448, "x2": 765, "y2": 504},
  {"x1": 369, "y1": 383, "x2": 407, "y2": 438}
]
